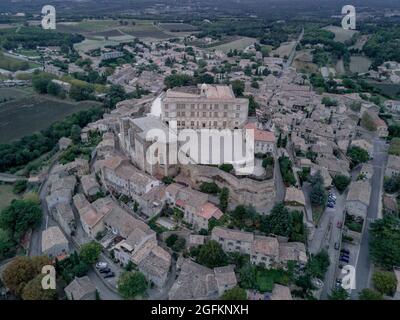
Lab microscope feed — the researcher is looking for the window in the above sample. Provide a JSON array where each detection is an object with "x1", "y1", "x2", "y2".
[
  {"x1": 224, "y1": 104, "x2": 228, "y2": 110},
  {"x1": 165, "y1": 104, "x2": 169, "y2": 109},
  {"x1": 214, "y1": 104, "x2": 219, "y2": 109},
  {"x1": 214, "y1": 112, "x2": 218, "y2": 117},
  {"x1": 213, "y1": 121, "x2": 217, "y2": 127},
  {"x1": 223, "y1": 112, "x2": 228, "y2": 117},
  {"x1": 191, "y1": 111, "x2": 195, "y2": 116},
  {"x1": 235, "y1": 113, "x2": 239, "y2": 118},
  {"x1": 236, "y1": 105, "x2": 241, "y2": 110},
  {"x1": 165, "y1": 112, "x2": 169, "y2": 117},
  {"x1": 203, "y1": 112, "x2": 207, "y2": 117}
]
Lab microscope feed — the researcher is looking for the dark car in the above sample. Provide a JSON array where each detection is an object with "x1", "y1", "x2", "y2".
[
  {"x1": 339, "y1": 256, "x2": 349, "y2": 263},
  {"x1": 99, "y1": 268, "x2": 111, "y2": 274},
  {"x1": 341, "y1": 249, "x2": 350, "y2": 255},
  {"x1": 104, "y1": 272, "x2": 115, "y2": 279}
]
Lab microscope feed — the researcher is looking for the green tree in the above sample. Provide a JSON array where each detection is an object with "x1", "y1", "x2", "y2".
[
  {"x1": 221, "y1": 286, "x2": 247, "y2": 300},
  {"x1": 197, "y1": 240, "x2": 227, "y2": 268},
  {"x1": 310, "y1": 182, "x2": 327, "y2": 206},
  {"x1": 328, "y1": 287, "x2": 349, "y2": 300},
  {"x1": 347, "y1": 146, "x2": 370, "y2": 167},
  {"x1": 238, "y1": 262, "x2": 257, "y2": 289},
  {"x1": 370, "y1": 215, "x2": 400, "y2": 269},
  {"x1": 166, "y1": 234, "x2": 178, "y2": 248},
  {"x1": 117, "y1": 271, "x2": 148, "y2": 299},
  {"x1": 219, "y1": 187, "x2": 229, "y2": 213},
  {"x1": 70, "y1": 124, "x2": 81, "y2": 143},
  {"x1": 32, "y1": 73, "x2": 52, "y2": 94},
  {"x1": 47, "y1": 81, "x2": 62, "y2": 97},
  {"x1": 21, "y1": 274, "x2": 57, "y2": 300},
  {"x1": 263, "y1": 203, "x2": 292, "y2": 238},
  {"x1": 372, "y1": 271, "x2": 397, "y2": 296},
  {"x1": 13, "y1": 179, "x2": 28, "y2": 194},
  {"x1": 332, "y1": 175, "x2": 351, "y2": 193},
  {"x1": 361, "y1": 112, "x2": 377, "y2": 132},
  {"x1": 0, "y1": 199, "x2": 42, "y2": 241},
  {"x1": 79, "y1": 241, "x2": 102, "y2": 265},
  {"x1": 359, "y1": 288, "x2": 383, "y2": 300},
  {"x1": 306, "y1": 250, "x2": 330, "y2": 279},
  {"x1": 231, "y1": 80, "x2": 245, "y2": 97},
  {"x1": 0, "y1": 228, "x2": 14, "y2": 257}
]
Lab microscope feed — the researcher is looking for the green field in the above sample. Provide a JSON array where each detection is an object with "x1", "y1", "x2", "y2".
[
  {"x1": 0, "y1": 184, "x2": 19, "y2": 212},
  {"x1": 0, "y1": 52, "x2": 39, "y2": 71},
  {"x1": 207, "y1": 36, "x2": 257, "y2": 52},
  {"x1": 0, "y1": 88, "x2": 102, "y2": 143},
  {"x1": 322, "y1": 25, "x2": 358, "y2": 43},
  {"x1": 349, "y1": 56, "x2": 372, "y2": 74},
  {"x1": 58, "y1": 19, "x2": 170, "y2": 41}
]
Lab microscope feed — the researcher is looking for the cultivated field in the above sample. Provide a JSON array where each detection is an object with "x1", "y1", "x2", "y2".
[
  {"x1": 58, "y1": 19, "x2": 171, "y2": 42},
  {"x1": 0, "y1": 89, "x2": 102, "y2": 143},
  {"x1": 349, "y1": 56, "x2": 372, "y2": 74},
  {"x1": 207, "y1": 37, "x2": 257, "y2": 52},
  {"x1": 271, "y1": 41, "x2": 296, "y2": 59},
  {"x1": 323, "y1": 25, "x2": 358, "y2": 43},
  {"x1": 159, "y1": 23, "x2": 198, "y2": 32}
]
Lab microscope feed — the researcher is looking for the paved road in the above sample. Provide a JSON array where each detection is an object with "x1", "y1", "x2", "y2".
[
  {"x1": 0, "y1": 173, "x2": 20, "y2": 183},
  {"x1": 352, "y1": 138, "x2": 388, "y2": 298},
  {"x1": 283, "y1": 27, "x2": 304, "y2": 70}
]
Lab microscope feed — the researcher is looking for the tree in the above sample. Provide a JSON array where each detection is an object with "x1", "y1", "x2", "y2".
[
  {"x1": 32, "y1": 73, "x2": 52, "y2": 94},
  {"x1": 332, "y1": 175, "x2": 351, "y2": 193},
  {"x1": 79, "y1": 241, "x2": 102, "y2": 265},
  {"x1": 200, "y1": 182, "x2": 220, "y2": 194},
  {"x1": 369, "y1": 215, "x2": 400, "y2": 269},
  {"x1": 47, "y1": 81, "x2": 62, "y2": 97},
  {"x1": 13, "y1": 179, "x2": 28, "y2": 194},
  {"x1": 306, "y1": 250, "x2": 330, "y2": 279},
  {"x1": 118, "y1": 271, "x2": 148, "y2": 299},
  {"x1": 3, "y1": 256, "x2": 36, "y2": 296},
  {"x1": 263, "y1": 203, "x2": 292, "y2": 238},
  {"x1": 347, "y1": 146, "x2": 370, "y2": 167},
  {"x1": 172, "y1": 237, "x2": 186, "y2": 252},
  {"x1": 361, "y1": 112, "x2": 377, "y2": 132},
  {"x1": 70, "y1": 125, "x2": 81, "y2": 143},
  {"x1": 310, "y1": 182, "x2": 327, "y2": 206},
  {"x1": 0, "y1": 199, "x2": 42, "y2": 241},
  {"x1": 231, "y1": 80, "x2": 245, "y2": 97},
  {"x1": 372, "y1": 271, "x2": 397, "y2": 296},
  {"x1": 328, "y1": 287, "x2": 349, "y2": 300},
  {"x1": 21, "y1": 274, "x2": 57, "y2": 300},
  {"x1": 219, "y1": 187, "x2": 229, "y2": 213},
  {"x1": 197, "y1": 240, "x2": 227, "y2": 268},
  {"x1": 166, "y1": 234, "x2": 178, "y2": 248},
  {"x1": 359, "y1": 288, "x2": 383, "y2": 300},
  {"x1": 238, "y1": 262, "x2": 257, "y2": 289},
  {"x1": 0, "y1": 228, "x2": 14, "y2": 257},
  {"x1": 221, "y1": 286, "x2": 247, "y2": 300}
]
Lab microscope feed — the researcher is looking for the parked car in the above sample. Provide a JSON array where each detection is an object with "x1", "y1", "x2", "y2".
[
  {"x1": 334, "y1": 242, "x2": 340, "y2": 250},
  {"x1": 337, "y1": 221, "x2": 343, "y2": 228},
  {"x1": 99, "y1": 268, "x2": 111, "y2": 274},
  {"x1": 327, "y1": 202, "x2": 335, "y2": 208},
  {"x1": 338, "y1": 264, "x2": 344, "y2": 269},
  {"x1": 104, "y1": 272, "x2": 115, "y2": 279},
  {"x1": 341, "y1": 248, "x2": 350, "y2": 255},
  {"x1": 339, "y1": 256, "x2": 349, "y2": 263},
  {"x1": 96, "y1": 262, "x2": 108, "y2": 269}
]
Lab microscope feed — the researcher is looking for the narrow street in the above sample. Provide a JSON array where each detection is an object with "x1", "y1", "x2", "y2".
[{"x1": 351, "y1": 138, "x2": 388, "y2": 298}]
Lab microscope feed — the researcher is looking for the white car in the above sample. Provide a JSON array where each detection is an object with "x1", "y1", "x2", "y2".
[{"x1": 96, "y1": 262, "x2": 108, "y2": 269}]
